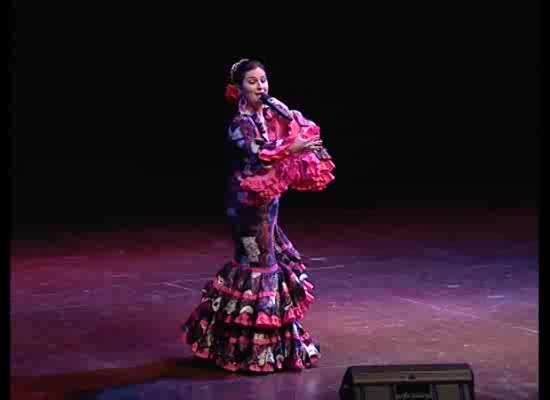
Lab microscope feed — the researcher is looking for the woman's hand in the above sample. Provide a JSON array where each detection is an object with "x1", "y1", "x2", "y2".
[{"x1": 288, "y1": 135, "x2": 323, "y2": 154}]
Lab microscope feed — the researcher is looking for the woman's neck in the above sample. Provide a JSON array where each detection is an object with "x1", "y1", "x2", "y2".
[{"x1": 245, "y1": 101, "x2": 263, "y2": 115}]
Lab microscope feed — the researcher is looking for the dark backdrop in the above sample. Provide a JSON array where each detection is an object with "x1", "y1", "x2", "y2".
[{"x1": 11, "y1": 4, "x2": 539, "y2": 232}]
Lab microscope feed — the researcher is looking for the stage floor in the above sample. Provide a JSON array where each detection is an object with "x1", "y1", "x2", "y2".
[{"x1": 11, "y1": 207, "x2": 539, "y2": 399}]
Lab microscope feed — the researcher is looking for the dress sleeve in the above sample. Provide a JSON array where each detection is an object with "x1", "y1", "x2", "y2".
[
  {"x1": 237, "y1": 110, "x2": 335, "y2": 202},
  {"x1": 227, "y1": 116, "x2": 294, "y2": 163}
]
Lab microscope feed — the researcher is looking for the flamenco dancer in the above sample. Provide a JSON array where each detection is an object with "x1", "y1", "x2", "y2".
[{"x1": 181, "y1": 58, "x2": 335, "y2": 373}]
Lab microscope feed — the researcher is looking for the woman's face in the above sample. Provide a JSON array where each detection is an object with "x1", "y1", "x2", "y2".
[{"x1": 240, "y1": 67, "x2": 269, "y2": 109}]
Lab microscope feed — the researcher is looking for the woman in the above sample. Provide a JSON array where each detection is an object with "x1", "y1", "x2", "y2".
[{"x1": 181, "y1": 58, "x2": 334, "y2": 373}]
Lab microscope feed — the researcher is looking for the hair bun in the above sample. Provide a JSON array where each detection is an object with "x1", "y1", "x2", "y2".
[{"x1": 229, "y1": 58, "x2": 250, "y2": 82}]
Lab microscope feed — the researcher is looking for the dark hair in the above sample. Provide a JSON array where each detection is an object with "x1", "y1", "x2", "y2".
[{"x1": 230, "y1": 59, "x2": 266, "y2": 85}]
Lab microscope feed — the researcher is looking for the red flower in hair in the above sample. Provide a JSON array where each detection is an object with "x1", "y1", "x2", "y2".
[{"x1": 224, "y1": 84, "x2": 240, "y2": 104}]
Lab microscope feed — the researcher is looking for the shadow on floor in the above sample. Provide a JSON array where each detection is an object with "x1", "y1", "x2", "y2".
[
  {"x1": 11, "y1": 358, "x2": 506, "y2": 400},
  {"x1": 10, "y1": 357, "x2": 240, "y2": 400}
]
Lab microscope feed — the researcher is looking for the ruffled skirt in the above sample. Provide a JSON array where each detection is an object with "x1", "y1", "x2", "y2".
[{"x1": 181, "y1": 259, "x2": 320, "y2": 372}]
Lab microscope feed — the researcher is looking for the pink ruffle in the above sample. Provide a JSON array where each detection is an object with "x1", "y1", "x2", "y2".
[
  {"x1": 288, "y1": 358, "x2": 305, "y2": 370},
  {"x1": 217, "y1": 356, "x2": 318, "y2": 373},
  {"x1": 291, "y1": 153, "x2": 336, "y2": 192},
  {"x1": 240, "y1": 154, "x2": 335, "y2": 203},
  {"x1": 213, "y1": 278, "x2": 277, "y2": 301},
  {"x1": 282, "y1": 307, "x2": 299, "y2": 324},
  {"x1": 234, "y1": 313, "x2": 253, "y2": 326},
  {"x1": 220, "y1": 361, "x2": 241, "y2": 372},
  {"x1": 191, "y1": 342, "x2": 211, "y2": 359},
  {"x1": 239, "y1": 116, "x2": 335, "y2": 203},
  {"x1": 255, "y1": 312, "x2": 282, "y2": 328},
  {"x1": 225, "y1": 312, "x2": 285, "y2": 329},
  {"x1": 209, "y1": 292, "x2": 314, "y2": 329},
  {"x1": 185, "y1": 324, "x2": 320, "y2": 373},
  {"x1": 227, "y1": 335, "x2": 277, "y2": 346},
  {"x1": 303, "y1": 280, "x2": 314, "y2": 290},
  {"x1": 249, "y1": 363, "x2": 275, "y2": 373}
]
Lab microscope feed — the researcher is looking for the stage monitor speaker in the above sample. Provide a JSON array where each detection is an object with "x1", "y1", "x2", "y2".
[{"x1": 339, "y1": 363, "x2": 475, "y2": 400}]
